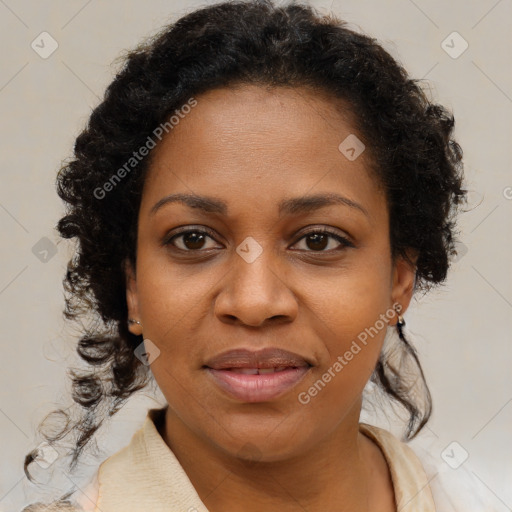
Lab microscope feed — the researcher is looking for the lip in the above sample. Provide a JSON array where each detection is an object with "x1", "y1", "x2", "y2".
[
  {"x1": 204, "y1": 347, "x2": 313, "y2": 370},
  {"x1": 203, "y1": 347, "x2": 313, "y2": 402}
]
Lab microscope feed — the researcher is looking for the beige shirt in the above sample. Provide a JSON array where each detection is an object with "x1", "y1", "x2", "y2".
[
  {"x1": 85, "y1": 407, "x2": 436, "y2": 511},
  {"x1": 25, "y1": 407, "x2": 494, "y2": 511}
]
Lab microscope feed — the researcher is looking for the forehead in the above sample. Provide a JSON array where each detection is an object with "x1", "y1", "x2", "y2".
[{"x1": 140, "y1": 84, "x2": 386, "y2": 225}]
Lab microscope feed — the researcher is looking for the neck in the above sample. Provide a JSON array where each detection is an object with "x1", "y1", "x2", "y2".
[{"x1": 161, "y1": 401, "x2": 377, "y2": 512}]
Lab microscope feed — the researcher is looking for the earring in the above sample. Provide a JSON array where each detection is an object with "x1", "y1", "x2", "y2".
[
  {"x1": 128, "y1": 318, "x2": 143, "y2": 327},
  {"x1": 394, "y1": 304, "x2": 405, "y2": 329}
]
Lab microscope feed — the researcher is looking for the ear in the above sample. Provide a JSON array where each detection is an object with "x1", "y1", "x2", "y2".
[
  {"x1": 125, "y1": 259, "x2": 143, "y2": 336},
  {"x1": 390, "y1": 249, "x2": 418, "y2": 325}
]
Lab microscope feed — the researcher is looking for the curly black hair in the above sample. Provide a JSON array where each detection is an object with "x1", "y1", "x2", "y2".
[{"x1": 24, "y1": 0, "x2": 466, "y2": 496}]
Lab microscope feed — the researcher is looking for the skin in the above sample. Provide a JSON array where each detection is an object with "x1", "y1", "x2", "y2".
[{"x1": 126, "y1": 84, "x2": 417, "y2": 512}]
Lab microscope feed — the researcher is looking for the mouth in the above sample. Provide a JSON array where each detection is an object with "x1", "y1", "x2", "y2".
[
  {"x1": 219, "y1": 366, "x2": 300, "y2": 374},
  {"x1": 203, "y1": 347, "x2": 313, "y2": 402}
]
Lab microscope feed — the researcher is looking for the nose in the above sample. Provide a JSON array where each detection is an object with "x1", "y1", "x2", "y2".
[{"x1": 214, "y1": 245, "x2": 298, "y2": 328}]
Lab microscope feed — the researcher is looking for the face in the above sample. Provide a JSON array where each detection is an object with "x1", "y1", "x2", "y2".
[{"x1": 126, "y1": 84, "x2": 416, "y2": 462}]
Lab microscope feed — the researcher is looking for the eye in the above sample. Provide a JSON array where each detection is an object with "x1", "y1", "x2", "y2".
[
  {"x1": 164, "y1": 227, "x2": 221, "y2": 251},
  {"x1": 164, "y1": 226, "x2": 355, "y2": 253},
  {"x1": 291, "y1": 228, "x2": 355, "y2": 252}
]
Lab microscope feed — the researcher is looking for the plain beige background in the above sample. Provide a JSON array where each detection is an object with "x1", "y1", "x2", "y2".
[{"x1": 1, "y1": 0, "x2": 511, "y2": 510}]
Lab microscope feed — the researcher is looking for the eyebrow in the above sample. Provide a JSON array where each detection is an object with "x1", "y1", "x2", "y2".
[{"x1": 149, "y1": 192, "x2": 369, "y2": 218}]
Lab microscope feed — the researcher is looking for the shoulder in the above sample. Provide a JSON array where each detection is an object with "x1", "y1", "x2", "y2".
[
  {"x1": 21, "y1": 408, "x2": 164, "y2": 512},
  {"x1": 410, "y1": 439, "x2": 497, "y2": 511},
  {"x1": 360, "y1": 423, "x2": 496, "y2": 511}
]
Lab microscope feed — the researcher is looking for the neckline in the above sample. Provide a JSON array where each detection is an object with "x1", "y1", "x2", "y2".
[
  {"x1": 358, "y1": 422, "x2": 398, "y2": 510},
  {"x1": 358, "y1": 422, "x2": 436, "y2": 511},
  {"x1": 142, "y1": 409, "x2": 435, "y2": 511}
]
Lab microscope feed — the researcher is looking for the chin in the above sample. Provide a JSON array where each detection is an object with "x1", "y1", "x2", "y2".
[{"x1": 210, "y1": 420, "x2": 314, "y2": 463}]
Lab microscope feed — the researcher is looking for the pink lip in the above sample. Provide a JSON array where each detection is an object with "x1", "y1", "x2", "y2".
[
  {"x1": 203, "y1": 347, "x2": 313, "y2": 402},
  {"x1": 205, "y1": 366, "x2": 311, "y2": 402},
  {"x1": 204, "y1": 347, "x2": 313, "y2": 370}
]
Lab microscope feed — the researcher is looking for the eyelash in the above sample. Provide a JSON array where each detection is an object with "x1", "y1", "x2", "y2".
[{"x1": 164, "y1": 226, "x2": 355, "y2": 253}]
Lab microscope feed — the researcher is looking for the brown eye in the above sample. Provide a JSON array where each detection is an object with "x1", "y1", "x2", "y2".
[
  {"x1": 304, "y1": 233, "x2": 329, "y2": 251},
  {"x1": 165, "y1": 229, "x2": 220, "y2": 251},
  {"x1": 180, "y1": 232, "x2": 207, "y2": 250},
  {"x1": 292, "y1": 229, "x2": 354, "y2": 252}
]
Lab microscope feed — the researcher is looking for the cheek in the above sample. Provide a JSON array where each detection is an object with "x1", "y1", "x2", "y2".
[
  {"x1": 301, "y1": 270, "x2": 392, "y2": 400},
  {"x1": 135, "y1": 249, "x2": 213, "y2": 336},
  {"x1": 295, "y1": 312, "x2": 389, "y2": 427},
  {"x1": 305, "y1": 256, "x2": 392, "y2": 341},
  {"x1": 315, "y1": 306, "x2": 388, "y2": 381}
]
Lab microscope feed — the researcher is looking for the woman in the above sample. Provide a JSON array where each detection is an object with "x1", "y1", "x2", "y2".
[{"x1": 22, "y1": 0, "x2": 492, "y2": 510}]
